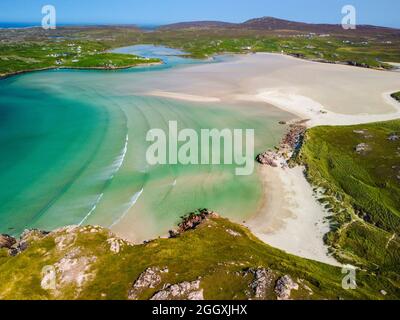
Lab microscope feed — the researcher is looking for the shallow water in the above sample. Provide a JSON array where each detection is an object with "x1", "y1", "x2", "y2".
[{"x1": 0, "y1": 45, "x2": 292, "y2": 241}]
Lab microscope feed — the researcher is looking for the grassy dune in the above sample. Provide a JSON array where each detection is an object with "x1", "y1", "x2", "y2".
[{"x1": 299, "y1": 120, "x2": 400, "y2": 279}]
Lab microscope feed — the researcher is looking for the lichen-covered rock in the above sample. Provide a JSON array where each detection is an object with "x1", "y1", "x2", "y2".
[
  {"x1": 246, "y1": 268, "x2": 275, "y2": 299},
  {"x1": 275, "y1": 275, "x2": 299, "y2": 300},
  {"x1": 54, "y1": 247, "x2": 97, "y2": 289},
  {"x1": 128, "y1": 267, "x2": 169, "y2": 300},
  {"x1": 151, "y1": 280, "x2": 203, "y2": 300},
  {"x1": 355, "y1": 143, "x2": 371, "y2": 154},
  {"x1": 106, "y1": 238, "x2": 129, "y2": 254},
  {"x1": 55, "y1": 233, "x2": 77, "y2": 251}
]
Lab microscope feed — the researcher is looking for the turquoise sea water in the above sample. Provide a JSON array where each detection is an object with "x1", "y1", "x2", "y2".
[{"x1": 0, "y1": 45, "x2": 291, "y2": 241}]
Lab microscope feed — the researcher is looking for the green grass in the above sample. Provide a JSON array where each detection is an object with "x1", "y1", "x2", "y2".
[
  {"x1": 135, "y1": 30, "x2": 400, "y2": 69},
  {"x1": 0, "y1": 40, "x2": 160, "y2": 76},
  {"x1": 1, "y1": 26, "x2": 400, "y2": 76},
  {"x1": 392, "y1": 92, "x2": 400, "y2": 102},
  {"x1": 0, "y1": 217, "x2": 397, "y2": 300},
  {"x1": 298, "y1": 120, "x2": 400, "y2": 276}
]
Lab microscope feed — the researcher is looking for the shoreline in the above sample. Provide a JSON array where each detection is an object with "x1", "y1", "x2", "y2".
[
  {"x1": 2, "y1": 48, "x2": 400, "y2": 266},
  {"x1": 245, "y1": 91, "x2": 400, "y2": 266},
  {"x1": 1, "y1": 47, "x2": 396, "y2": 81},
  {"x1": 247, "y1": 164, "x2": 340, "y2": 266},
  {"x1": 249, "y1": 121, "x2": 340, "y2": 266},
  {"x1": 0, "y1": 61, "x2": 163, "y2": 80},
  {"x1": 144, "y1": 52, "x2": 400, "y2": 264},
  {"x1": 237, "y1": 89, "x2": 400, "y2": 127}
]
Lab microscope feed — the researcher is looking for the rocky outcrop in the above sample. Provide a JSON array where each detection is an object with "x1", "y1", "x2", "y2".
[
  {"x1": 169, "y1": 209, "x2": 219, "y2": 237},
  {"x1": 151, "y1": 279, "x2": 204, "y2": 301},
  {"x1": 275, "y1": 275, "x2": 299, "y2": 300},
  {"x1": 246, "y1": 268, "x2": 275, "y2": 299},
  {"x1": 256, "y1": 151, "x2": 278, "y2": 167},
  {"x1": 388, "y1": 133, "x2": 400, "y2": 141},
  {"x1": 6, "y1": 229, "x2": 49, "y2": 256},
  {"x1": 281, "y1": 122, "x2": 307, "y2": 150},
  {"x1": 0, "y1": 234, "x2": 16, "y2": 249},
  {"x1": 256, "y1": 121, "x2": 307, "y2": 166},
  {"x1": 106, "y1": 237, "x2": 131, "y2": 254},
  {"x1": 128, "y1": 267, "x2": 169, "y2": 300},
  {"x1": 54, "y1": 247, "x2": 97, "y2": 289},
  {"x1": 355, "y1": 143, "x2": 371, "y2": 154},
  {"x1": 346, "y1": 61, "x2": 370, "y2": 68}
]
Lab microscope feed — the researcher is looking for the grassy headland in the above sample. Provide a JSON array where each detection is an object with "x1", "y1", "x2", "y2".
[
  {"x1": 0, "y1": 27, "x2": 160, "y2": 77},
  {"x1": 298, "y1": 120, "x2": 400, "y2": 281},
  {"x1": 0, "y1": 213, "x2": 396, "y2": 300}
]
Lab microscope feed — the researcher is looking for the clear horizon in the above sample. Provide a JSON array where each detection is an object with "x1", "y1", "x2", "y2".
[{"x1": 0, "y1": 0, "x2": 399, "y2": 28}]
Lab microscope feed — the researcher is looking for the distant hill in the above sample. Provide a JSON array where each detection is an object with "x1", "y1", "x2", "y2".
[
  {"x1": 158, "y1": 20, "x2": 236, "y2": 30},
  {"x1": 159, "y1": 16, "x2": 400, "y2": 36}
]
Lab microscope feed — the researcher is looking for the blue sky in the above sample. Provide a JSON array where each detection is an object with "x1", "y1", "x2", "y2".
[{"x1": 0, "y1": 0, "x2": 399, "y2": 28}]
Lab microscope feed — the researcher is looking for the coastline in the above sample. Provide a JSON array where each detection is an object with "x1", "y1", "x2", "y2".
[
  {"x1": 248, "y1": 164, "x2": 340, "y2": 266},
  {"x1": 2, "y1": 48, "x2": 400, "y2": 266},
  {"x1": 144, "y1": 53, "x2": 400, "y2": 265},
  {"x1": 0, "y1": 61, "x2": 163, "y2": 80},
  {"x1": 1, "y1": 46, "x2": 395, "y2": 81}
]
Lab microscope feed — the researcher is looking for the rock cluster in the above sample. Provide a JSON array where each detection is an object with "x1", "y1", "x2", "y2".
[
  {"x1": 281, "y1": 123, "x2": 307, "y2": 150},
  {"x1": 246, "y1": 268, "x2": 275, "y2": 299},
  {"x1": 346, "y1": 61, "x2": 370, "y2": 68},
  {"x1": 151, "y1": 279, "x2": 204, "y2": 301},
  {"x1": 169, "y1": 209, "x2": 219, "y2": 237},
  {"x1": 0, "y1": 234, "x2": 16, "y2": 249},
  {"x1": 256, "y1": 121, "x2": 306, "y2": 166},
  {"x1": 128, "y1": 266, "x2": 169, "y2": 300},
  {"x1": 2, "y1": 229, "x2": 49, "y2": 256},
  {"x1": 256, "y1": 151, "x2": 278, "y2": 167},
  {"x1": 355, "y1": 143, "x2": 371, "y2": 154},
  {"x1": 274, "y1": 275, "x2": 299, "y2": 300},
  {"x1": 388, "y1": 133, "x2": 400, "y2": 141},
  {"x1": 106, "y1": 237, "x2": 131, "y2": 254},
  {"x1": 54, "y1": 247, "x2": 97, "y2": 289},
  {"x1": 353, "y1": 129, "x2": 373, "y2": 139}
]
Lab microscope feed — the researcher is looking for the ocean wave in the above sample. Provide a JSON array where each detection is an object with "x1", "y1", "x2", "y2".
[
  {"x1": 95, "y1": 134, "x2": 129, "y2": 181},
  {"x1": 109, "y1": 134, "x2": 129, "y2": 180},
  {"x1": 110, "y1": 188, "x2": 144, "y2": 228},
  {"x1": 78, "y1": 193, "x2": 104, "y2": 226}
]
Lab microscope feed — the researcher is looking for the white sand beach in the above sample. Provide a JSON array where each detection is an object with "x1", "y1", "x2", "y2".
[
  {"x1": 147, "y1": 90, "x2": 221, "y2": 102},
  {"x1": 247, "y1": 165, "x2": 339, "y2": 265},
  {"x1": 145, "y1": 52, "x2": 400, "y2": 265}
]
